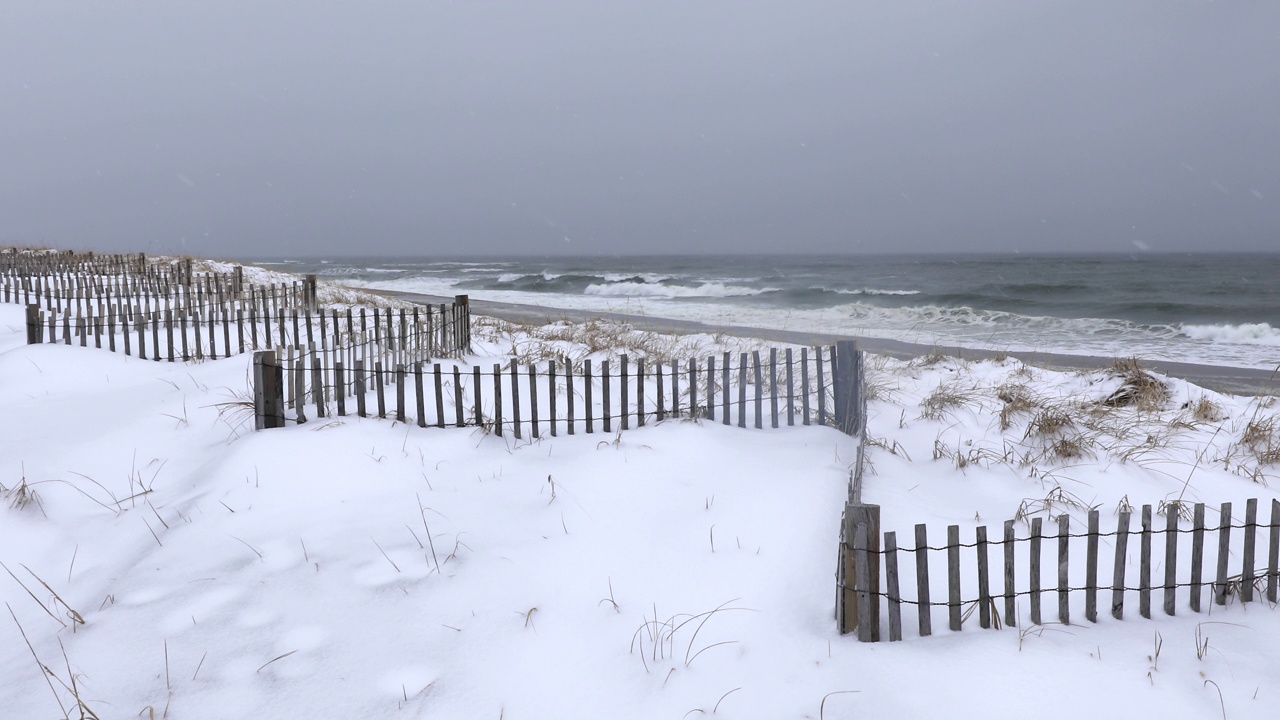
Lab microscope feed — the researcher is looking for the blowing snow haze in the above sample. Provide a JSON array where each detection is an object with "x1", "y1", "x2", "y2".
[{"x1": 2, "y1": 1, "x2": 1278, "y2": 257}]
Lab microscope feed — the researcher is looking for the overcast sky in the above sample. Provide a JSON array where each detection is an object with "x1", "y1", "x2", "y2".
[{"x1": 2, "y1": 1, "x2": 1278, "y2": 257}]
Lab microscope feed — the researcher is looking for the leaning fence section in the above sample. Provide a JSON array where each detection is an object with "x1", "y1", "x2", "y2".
[
  {"x1": 250, "y1": 341, "x2": 868, "y2": 440},
  {"x1": 837, "y1": 499, "x2": 1280, "y2": 642}
]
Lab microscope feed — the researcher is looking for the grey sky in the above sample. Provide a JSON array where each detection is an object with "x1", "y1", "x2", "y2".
[{"x1": 2, "y1": 1, "x2": 1278, "y2": 257}]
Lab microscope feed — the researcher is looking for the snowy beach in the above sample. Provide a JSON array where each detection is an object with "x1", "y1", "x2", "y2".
[
  {"x1": 7, "y1": 1, "x2": 1280, "y2": 716},
  {"x1": 4, "y1": 261, "x2": 1280, "y2": 719}
]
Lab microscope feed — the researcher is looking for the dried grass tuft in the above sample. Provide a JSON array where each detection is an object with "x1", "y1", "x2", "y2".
[
  {"x1": 1014, "y1": 485, "x2": 1096, "y2": 524},
  {"x1": 1185, "y1": 397, "x2": 1226, "y2": 424},
  {"x1": 1103, "y1": 357, "x2": 1169, "y2": 411},
  {"x1": 909, "y1": 349, "x2": 949, "y2": 368},
  {"x1": 1024, "y1": 407, "x2": 1075, "y2": 438},
  {"x1": 918, "y1": 381, "x2": 981, "y2": 422},
  {"x1": 1, "y1": 475, "x2": 43, "y2": 513},
  {"x1": 996, "y1": 382, "x2": 1038, "y2": 431},
  {"x1": 1240, "y1": 413, "x2": 1280, "y2": 466},
  {"x1": 1020, "y1": 405, "x2": 1096, "y2": 461}
]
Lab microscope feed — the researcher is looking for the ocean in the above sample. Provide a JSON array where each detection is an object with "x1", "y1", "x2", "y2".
[{"x1": 257, "y1": 254, "x2": 1280, "y2": 370}]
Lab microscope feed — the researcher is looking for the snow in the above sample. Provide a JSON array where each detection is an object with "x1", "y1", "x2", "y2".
[{"x1": 3, "y1": 295, "x2": 1280, "y2": 719}]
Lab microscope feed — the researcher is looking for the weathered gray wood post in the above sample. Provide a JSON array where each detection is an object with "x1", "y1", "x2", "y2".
[
  {"x1": 1086, "y1": 510, "x2": 1100, "y2": 622},
  {"x1": 1003, "y1": 520, "x2": 1017, "y2": 627},
  {"x1": 1214, "y1": 502, "x2": 1233, "y2": 606},
  {"x1": 976, "y1": 526, "x2": 992, "y2": 629},
  {"x1": 1191, "y1": 503, "x2": 1205, "y2": 612},
  {"x1": 853, "y1": 523, "x2": 874, "y2": 642},
  {"x1": 884, "y1": 531, "x2": 903, "y2": 641},
  {"x1": 916, "y1": 523, "x2": 932, "y2": 637},
  {"x1": 1268, "y1": 499, "x2": 1280, "y2": 604},
  {"x1": 454, "y1": 295, "x2": 471, "y2": 352},
  {"x1": 1057, "y1": 514, "x2": 1071, "y2": 625},
  {"x1": 1030, "y1": 517, "x2": 1043, "y2": 624},
  {"x1": 1164, "y1": 509, "x2": 1179, "y2": 616},
  {"x1": 1140, "y1": 505, "x2": 1152, "y2": 619},
  {"x1": 25, "y1": 304, "x2": 42, "y2": 344},
  {"x1": 253, "y1": 350, "x2": 285, "y2": 430},
  {"x1": 840, "y1": 503, "x2": 881, "y2": 640},
  {"x1": 948, "y1": 524, "x2": 962, "y2": 631},
  {"x1": 834, "y1": 340, "x2": 863, "y2": 437},
  {"x1": 304, "y1": 274, "x2": 319, "y2": 311},
  {"x1": 1242, "y1": 497, "x2": 1258, "y2": 604}
]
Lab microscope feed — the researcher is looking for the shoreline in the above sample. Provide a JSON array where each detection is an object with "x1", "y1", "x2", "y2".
[{"x1": 369, "y1": 288, "x2": 1278, "y2": 397}]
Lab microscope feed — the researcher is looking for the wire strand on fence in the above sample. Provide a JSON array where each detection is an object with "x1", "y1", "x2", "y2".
[
  {"x1": 835, "y1": 577, "x2": 1276, "y2": 608},
  {"x1": 857, "y1": 522, "x2": 1280, "y2": 553}
]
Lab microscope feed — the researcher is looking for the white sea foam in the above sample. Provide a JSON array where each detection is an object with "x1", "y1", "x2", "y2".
[
  {"x1": 601, "y1": 272, "x2": 673, "y2": 283},
  {"x1": 432, "y1": 261, "x2": 514, "y2": 268},
  {"x1": 347, "y1": 276, "x2": 462, "y2": 295},
  {"x1": 497, "y1": 270, "x2": 563, "y2": 283},
  {"x1": 1180, "y1": 322, "x2": 1280, "y2": 346},
  {"x1": 351, "y1": 274, "x2": 1278, "y2": 369},
  {"x1": 583, "y1": 282, "x2": 769, "y2": 299},
  {"x1": 831, "y1": 287, "x2": 922, "y2": 296}
]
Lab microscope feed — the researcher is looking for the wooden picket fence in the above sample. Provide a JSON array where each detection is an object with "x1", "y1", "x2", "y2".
[
  {"x1": 838, "y1": 499, "x2": 1280, "y2": 642},
  {"x1": 251, "y1": 341, "x2": 869, "y2": 439},
  {"x1": 3, "y1": 247, "x2": 471, "y2": 366},
  {"x1": 6, "y1": 247, "x2": 869, "y2": 443}
]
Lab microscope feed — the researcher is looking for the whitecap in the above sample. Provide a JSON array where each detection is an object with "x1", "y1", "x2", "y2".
[
  {"x1": 829, "y1": 287, "x2": 922, "y2": 296},
  {"x1": 600, "y1": 272, "x2": 673, "y2": 283},
  {"x1": 1180, "y1": 322, "x2": 1280, "y2": 346},
  {"x1": 584, "y1": 282, "x2": 770, "y2": 299}
]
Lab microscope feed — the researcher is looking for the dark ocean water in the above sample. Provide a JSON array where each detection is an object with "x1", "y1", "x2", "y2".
[{"x1": 259, "y1": 254, "x2": 1280, "y2": 369}]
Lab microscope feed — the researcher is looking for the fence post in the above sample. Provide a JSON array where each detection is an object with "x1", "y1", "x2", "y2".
[
  {"x1": 884, "y1": 531, "x2": 902, "y2": 641},
  {"x1": 1112, "y1": 511, "x2": 1130, "y2": 618},
  {"x1": 1164, "y1": 509, "x2": 1179, "y2": 616},
  {"x1": 1214, "y1": 502, "x2": 1232, "y2": 606},
  {"x1": 915, "y1": 524, "x2": 932, "y2": 637},
  {"x1": 1030, "y1": 518, "x2": 1043, "y2": 625},
  {"x1": 305, "y1": 274, "x2": 318, "y2": 311},
  {"x1": 253, "y1": 350, "x2": 284, "y2": 430},
  {"x1": 1268, "y1": 499, "x2": 1280, "y2": 604},
  {"x1": 976, "y1": 526, "x2": 991, "y2": 629},
  {"x1": 454, "y1": 295, "x2": 470, "y2": 352},
  {"x1": 948, "y1": 524, "x2": 962, "y2": 631},
  {"x1": 1003, "y1": 520, "x2": 1017, "y2": 628},
  {"x1": 1191, "y1": 503, "x2": 1205, "y2": 612},
  {"x1": 1242, "y1": 498, "x2": 1258, "y2": 604},
  {"x1": 25, "y1": 304, "x2": 42, "y2": 344},
  {"x1": 834, "y1": 340, "x2": 862, "y2": 437},
  {"x1": 1086, "y1": 510, "x2": 1100, "y2": 623},
  {"x1": 840, "y1": 503, "x2": 880, "y2": 640},
  {"x1": 1140, "y1": 505, "x2": 1152, "y2": 619},
  {"x1": 853, "y1": 523, "x2": 874, "y2": 642},
  {"x1": 1057, "y1": 514, "x2": 1071, "y2": 625}
]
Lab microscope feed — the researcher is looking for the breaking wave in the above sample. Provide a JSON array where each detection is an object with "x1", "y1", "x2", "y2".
[
  {"x1": 830, "y1": 287, "x2": 922, "y2": 296},
  {"x1": 584, "y1": 282, "x2": 768, "y2": 298},
  {"x1": 1180, "y1": 322, "x2": 1280, "y2": 347}
]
